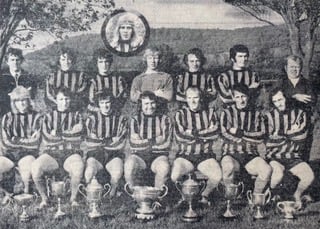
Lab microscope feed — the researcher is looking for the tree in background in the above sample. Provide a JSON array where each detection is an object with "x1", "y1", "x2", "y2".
[
  {"x1": 0, "y1": 0, "x2": 114, "y2": 69},
  {"x1": 225, "y1": 0, "x2": 320, "y2": 79}
]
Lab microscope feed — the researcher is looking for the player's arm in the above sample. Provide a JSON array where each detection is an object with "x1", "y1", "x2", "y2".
[
  {"x1": 174, "y1": 111, "x2": 196, "y2": 143},
  {"x1": 62, "y1": 112, "x2": 83, "y2": 142},
  {"x1": 18, "y1": 113, "x2": 43, "y2": 149},
  {"x1": 130, "y1": 77, "x2": 142, "y2": 103},
  {"x1": 152, "y1": 116, "x2": 172, "y2": 151},
  {"x1": 46, "y1": 73, "x2": 57, "y2": 104},
  {"x1": 155, "y1": 75, "x2": 173, "y2": 102},
  {"x1": 104, "y1": 116, "x2": 128, "y2": 151},
  {"x1": 176, "y1": 74, "x2": 187, "y2": 102},
  {"x1": 243, "y1": 112, "x2": 265, "y2": 143},
  {"x1": 129, "y1": 116, "x2": 150, "y2": 151},
  {"x1": 42, "y1": 114, "x2": 63, "y2": 146},
  {"x1": 198, "y1": 110, "x2": 219, "y2": 140},
  {"x1": 217, "y1": 73, "x2": 233, "y2": 104},
  {"x1": 286, "y1": 111, "x2": 309, "y2": 141},
  {"x1": 220, "y1": 109, "x2": 242, "y2": 143}
]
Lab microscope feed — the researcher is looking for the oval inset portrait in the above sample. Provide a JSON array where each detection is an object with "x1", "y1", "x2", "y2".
[{"x1": 101, "y1": 9, "x2": 150, "y2": 57}]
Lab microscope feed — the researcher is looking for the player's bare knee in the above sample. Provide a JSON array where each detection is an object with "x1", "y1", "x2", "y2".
[
  {"x1": 221, "y1": 157, "x2": 235, "y2": 177},
  {"x1": 258, "y1": 163, "x2": 272, "y2": 181},
  {"x1": 0, "y1": 156, "x2": 14, "y2": 173}
]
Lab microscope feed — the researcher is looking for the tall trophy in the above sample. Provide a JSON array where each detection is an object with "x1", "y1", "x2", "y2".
[
  {"x1": 124, "y1": 183, "x2": 168, "y2": 220},
  {"x1": 247, "y1": 189, "x2": 271, "y2": 219},
  {"x1": 277, "y1": 201, "x2": 297, "y2": 219},
  {"x1": 78, "y1": 176, "x2": 111, "y2": 218},
  {"x1": 175, "y1": 173, "x2": 206, "y2": 222},
  {"x1": 13, "y1": 193, "x2": 37, "y2": 222},
  {"x1": 219, "y1": 182, "x2": 244, "y2": 218},
  {"x1": 46, "y1": 177, "x2": 70, "y2": 219}
]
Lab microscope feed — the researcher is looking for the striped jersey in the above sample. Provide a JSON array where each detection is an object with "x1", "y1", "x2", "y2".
[
  {"x1": 85, "y1": 111, "x2": 127, "y2": 151},
  {"x1": 220, "y1": 105, "x2": 265, "y2": 156},
  {"x1": 42, "y1": 109, "x2": 83, "y2": 150},
  {"x1": 88, "y1": 73, "x2": 126, "y2": 111},
  {"x1": 217, "y1": 69, "x2": 260, "y2": 103},
  {"x1": 129, "y1": 112, "x2": 172, "y2": 153},
  {"x1": 174, "y1": 106, "x2": 219, "y2": 156},
  {"x1": 265, "y1": 108, "x2": 309, "y2": 160},
  {"x1": 46, "y1": 69, "x2": 87, "y2": 103},
  {"x1": 176, "y1": 71, "x2": 216, "y2": 102},
  {"x1": 1, "y1": 110, "x2": 42, "y2": 151}
]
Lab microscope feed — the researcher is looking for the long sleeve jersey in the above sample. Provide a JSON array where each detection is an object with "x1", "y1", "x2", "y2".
[
  {"x1": 129, "y1": 112, "x2": 172, "y2": 154},
  {"x1": 174, "y1": 106, "x2": 219, "y2": 156},
  {"x1": 88, "y1": 73, "x2": 127, "y2": 112},
  {"x1": 85, "y1": 111, "x2": 127, "y2": 151},
  {"x1": 217, "y1": 68, "x2": 260, "y2": 104},
  {"x1": 176, "y1": 71, "x2": 217, "y2": 102},
  {"x1": 265, "y1": 107, "x2": 310, "y2": 160},
  {"x1": 42, "y1": 109, "x2": 83, "y2": 150},
  {"x1": 1, "y1": 110, "x2": 42, "y2": 151},
  {"x1": 46, "y1": 69, "x2": 87, "y2": 104},
  {"x1": 220, "y1": 105, "x2": 265, "y2": 156}
]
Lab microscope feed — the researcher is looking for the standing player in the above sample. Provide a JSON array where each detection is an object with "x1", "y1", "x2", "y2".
[
  {"x1": 217, "y1": 44, "x2": 260, "y2": 105},
  {"x1": 220, "y1": 85, "x2": 271, "y2": 196},
  {"x1": 176, "y1": 48, "x2": 216, "y2": 105},
  {"x1": 0, "y1": 86, "x2": 41, "y2": 203},
  {"x1": 171, "y1": 87, "x2": 221, "y2": 205},
  {"x1": 31, "y1": 88, "x2": 84, "y2": 208},
  {"x1": 125, "y1": 91, "x2": 172, "y2": 188},
  {"x1": 83, "y1": 91, "x2": 127, "y2": 197},
  {"x1": 88, "y1": 48, "x2": 127, "y2": 112},
  {"x1": 265, "y1": 88, "x2": 314, "y2": 209}
]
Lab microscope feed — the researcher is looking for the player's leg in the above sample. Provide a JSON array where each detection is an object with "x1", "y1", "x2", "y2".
[
  {"x1": 31, "y1": 153, "x2": 59, "y2": 208},
  {"x1": 170, "y1": 157, "x2": 194, "y2": 183},
  {"x1": 197, "y1": 158, "x2": 222, "y2": 203},
  {"x1": 151, "y1": 155, "x2": 170, "y2": 188},
  {"x1": 245, "y1": 157, "x2": 272, "y2": 193},
  {"x1": 0, "y1": 156, "x2": 15, "y2": 204},
  {"x1": 84, "y1": 157, "x2": 103, "y2": 184},
  {"x1": 269, "y1": 160, "x2": 285, "y2": 190},
  {"x1": 124, "y1": 154, "x2": 146, "y2": 187},
  {"x1": 63, "y1": 153, "x2": 84, "y2": 205},
  {"x1": 220, "y1": 155, "x2": 240, "y2": 185},
  {"x1": 105, "y1": 157, "x2": 123, "y2": 197},
  {"x1": 17, "y1": 155, "x2": 36, "y2": 193}
]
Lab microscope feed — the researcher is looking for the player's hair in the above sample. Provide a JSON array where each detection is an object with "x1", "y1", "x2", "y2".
[
  {"x1": 5, "y1": 47, "x2": 24, "y2": 62},
  {"x1": 55, "y1": 87, "x2": 73, "y2": 98},
  {"x1": 92, "y1": 48, "x2": 113, "y2": 65},
  {"x1": 96, "y1": 90, "x2": 114, "y2": 102},
  {"x1": 139, "y1": 91, "x2": 158, "y2": 102},
  {"x1": 229, "y1": 44, "x2": 249, "y2": 60},
  {"x1": 58, "y1": 47, "x2": 77, "y2": 65},
  {"x1": 285, "y1": 55, "x2": 303, "y2": 68},
  {"x1": 183, "y1": 48, "x2": 206, "y2": 66},
  {"x1": 231, "y1": 84, "x2": 249, "y2": 96},
  {"x1": 143, "y1": 47, "x2": 162, "y2": 60}
]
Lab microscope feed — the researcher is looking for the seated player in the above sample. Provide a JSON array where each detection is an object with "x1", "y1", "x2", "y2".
[
  {"x1": 220, "y1": 84, "x2": 272, "y2": 197},
  {"x1": 171, "y1": 86, "x2": 221, "y2": 205},
  {"x1": 125, "y1": 91, "x2": 172, "y2": 188},
  {"x1": 31, "y1": 88, "x2": 84, "y2": 208},
  {"x1": 83, "y1": 91, "x2": 127, "y2": 197},
  {"x1": 0, "y1": 86, "x2": 41, "y2": 203},
  {"x1": 176, "y1": 48, "x2": 216, "y2": 105},
  {"x1": 265, "y1": 88, "x2": 314, "y2": 209},
  {"x1": 88, "y1": 48, "x2": 127, "y2": 112}
]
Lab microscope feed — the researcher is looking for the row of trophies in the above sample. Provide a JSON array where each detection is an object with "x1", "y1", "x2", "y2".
[{"x1": 9, "y1": 174, "x2": 297, "y2": 223}]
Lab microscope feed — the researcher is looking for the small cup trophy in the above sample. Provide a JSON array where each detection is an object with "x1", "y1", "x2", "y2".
[
  {"x1": 219, "y1": 182, "x2": 244, "y2": 218},
  {"x1": 46, "y1": 177, "x2": 70, "y2": 219},
  {"x1": 124, "y1": 183, "x2": 168, "y2": 220},
  {"x1": 277, "y1": 201, "x2": 297, "y2": 219},
  {"x1": 13, "y1": 193, "x2": 36, "y2": 222},
  {"x1": 78, "y1": 176, "x2": 111, "y2": 219},
  {"x1": 247, "y1": 189, "x2": 271, "y2": 219},
  {"x1": 175, "y1": 173, "x2": 206, "y2": 222}
]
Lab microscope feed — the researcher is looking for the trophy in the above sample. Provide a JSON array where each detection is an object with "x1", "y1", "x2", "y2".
[
  {"x1": 175, "y1": 173, "x2": 206, "y2": 222},
  {"x1": 46, "y1": 177, "x2": 70, "y2": 219},
  {"x1": 124, "y1": 183, "x2": 168, "y2": 220},
  {"x1": 219, "y1": 182, "x2": 244, "y2": 218},
  {"x1": 247, "y1": 189, "x2": 271, "y2": 219},
  {"x1": 78, "y1": 176, "x2": 111, "y2": 218},
  {"x1": 277, "y1": 201, "x2": 297, "y2": 219},
  {"x1": 13, "y1": 193, "x2": 37, "y2": 222}
]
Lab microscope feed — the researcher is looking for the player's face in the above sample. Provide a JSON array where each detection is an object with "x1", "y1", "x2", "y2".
[
  {"x1": 187, "y1": 54, "x2": 201, "y2": 72},
  {"x1": 99, "y1": 99, "x2": 112, "y2": 115},
  {"x1": 56, "y1": 93, "x2": 71, "y2": 112},
  {"x1": 59, "y1": 54, "x2": 73, "y2": 71},
  {"x1": 285, "y1": 59, "x2": 301, "y2": 79},
  {"x1": 141, "y1": 98, "x2": 157, "y2": 115},
  {"x1": 146, "y1": 54, "x2": 160, "y2": 71},
  {"x1": 97, "y1": 58, "x2": 111, "y2": 76},
  {"x1": 7, "y1": 54, "x2": 22, "y2": 71},
  {"x1": 186, "y1": 90, "x2": 201, "y2": 111},
  {"x1": 232, "y1": 52, "x2": 249, "y2": 69},
  {"x1": 272, "y1": 91, "x2": 286, "y2": 111},
  {"x1": 14, "y1": 98, "x2": 29, "y2": 113},
  {"x1": 119, "y1": 24, "x2": 133, "y2": 41},
  {"x1": 233, "y1": 90, "x2": 249, "y2": 110}
]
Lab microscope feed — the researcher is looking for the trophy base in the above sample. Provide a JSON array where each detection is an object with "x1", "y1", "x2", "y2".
[
  {"x1": 135, "y1": 211, "x2": 155, "y2": 220},
  {"x1": 182, "y1": 215, "x2": 200, "y2": 223},
  {"x1": 222, "y1": 210, "x2": 238, "y2": 218},
  {"x1": 19, "y1": 213, "x2": 30, "y2": 223},
  {"x1": 89, "y1": 211, "x2": 102, "y2": 219},
  {"x1": 54, "y1": 210, "x2": 66, "y2": 219}
]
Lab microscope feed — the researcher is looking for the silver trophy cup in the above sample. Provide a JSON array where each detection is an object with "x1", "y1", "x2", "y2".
[
  {"x1": 247, "y1": 189, "x2": 271, "y2": 219},
  {"x1": 13, "y1": 193, "x2": 37, "y2": 222},
  {"x1": 277, "y1": 201, "x2": 297, "y2": 219},
  {"x1": 219, "y1": 182, "x2": 244, "y2": 218}
]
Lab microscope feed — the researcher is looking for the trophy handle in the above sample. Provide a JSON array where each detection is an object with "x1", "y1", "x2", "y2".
[
  {"x1": 264, "y1": 189, "x2": 271, "y2": 204},
  {"x1": 277, "y1": 202, "x2": 285, "y2": 212},
  {"x1": 158, "y1": 185, "x2": 168, "y2": 199},
  {"x1": 46, "y1": 177, "x2": 51, "y2": 197},
  {"x1": 103, "y1": 183, "x2": 112, "y2": 198},
  {"x1": 64, "y1": 178, "x2": 71, "y2": 194},
  {"x1": 217, "y1": 182, "x2": 225, "y2": 194},
  {"x1": 236, "y1": 182, "x2": 244, "y2": 198},
  {"x1": 199, "y1": 180, "x2": 207, "y2": 195},
  {"x1": 124, "y1": 183, "x2": 134, "y2": 197},
  {"x1": 247, "y1": 190, "x2": 253, "y2": 205},
  {"x1": 175, "y1": 181, "x2": 183, "y2": 196},
  {"x1": 78, "y1": 184, "x2": 87, "y2": 198}
]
